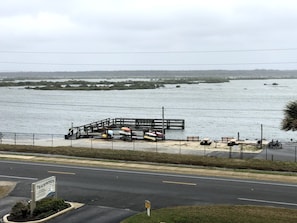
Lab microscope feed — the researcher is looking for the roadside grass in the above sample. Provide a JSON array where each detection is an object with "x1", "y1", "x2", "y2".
[
  {"x1": 0, "y1": 144, "x2": 297, "y2": 173},
  {"x1": 121, "y1": 205, "x2": 297, "y2": 223}
]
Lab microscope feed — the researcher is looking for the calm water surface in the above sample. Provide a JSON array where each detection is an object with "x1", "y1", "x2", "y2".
[{"x1": 1, "y1": 79, "x2": 297, "y2": 141}]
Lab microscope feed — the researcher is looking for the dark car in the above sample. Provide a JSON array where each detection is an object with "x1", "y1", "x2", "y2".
[
  {"x1": 200, "y1": 138, "x2": 212, "y2": 145},
  {"x1": 227, "y1": 139, "x2": 238, "y2": 146}
]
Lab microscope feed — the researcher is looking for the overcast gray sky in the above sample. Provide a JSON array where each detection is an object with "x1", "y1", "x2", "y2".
[{"x1": 1, "y1": 0, "x2": 297, "y2": 71}]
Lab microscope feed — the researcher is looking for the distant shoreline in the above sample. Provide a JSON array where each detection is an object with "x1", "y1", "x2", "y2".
[
  {"x1": 1, "y1": 70, "x2": 296, "y2": 90},
  {"x1": 0, "y1": 77, "x2": 228, "y2": 90},
  {"x1": 1, "y1": 70, "x2": 297, "y2": 80}
]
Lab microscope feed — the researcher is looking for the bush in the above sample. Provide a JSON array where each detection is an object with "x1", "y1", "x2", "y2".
[
  {"x1": 8, "y1": 201, "x2": 30, "y2": 221},
  {"x1": 33, "y1": 197, "x2": 70, "y2": 217},
  {"x1": 8, "y1": 198, "x2": 70, "y2": 221}
]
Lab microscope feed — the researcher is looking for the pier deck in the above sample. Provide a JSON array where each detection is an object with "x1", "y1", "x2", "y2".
[{"x1": 65, "y1": 117, "x2": 185, "y2": 139}]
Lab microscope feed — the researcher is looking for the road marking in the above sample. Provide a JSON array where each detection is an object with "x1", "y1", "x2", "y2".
[
  {"x1": 48, "y1": 171, "x2": 76, "y2": 175},
  {"x1": 0, "y1": 174, "x2": 37, "y2": 181},
  {"x1": 238, "y1": 198, "x2": 297, "y2": 207},
  {"x1": 162, "y1": 180, "x2": 196, "y2": 186}
]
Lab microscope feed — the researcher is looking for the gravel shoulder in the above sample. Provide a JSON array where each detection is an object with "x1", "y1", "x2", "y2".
[{"x1": 0, "y1": 181, "x2": 16, "y2": 199}]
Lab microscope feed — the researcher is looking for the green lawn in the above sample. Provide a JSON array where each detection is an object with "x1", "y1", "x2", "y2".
[{"x1": 121, "y1": 205, "x2": 297, "y2": 223}]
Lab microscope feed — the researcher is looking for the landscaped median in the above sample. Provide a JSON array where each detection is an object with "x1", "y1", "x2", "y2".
[{"x1": 3, "y1": 201, "x2": 84, "y2": 223}]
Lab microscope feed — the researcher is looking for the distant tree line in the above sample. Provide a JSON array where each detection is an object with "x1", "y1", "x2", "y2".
[{"x1": 0, "y1": 77, "x2": 229, "y2": 90}]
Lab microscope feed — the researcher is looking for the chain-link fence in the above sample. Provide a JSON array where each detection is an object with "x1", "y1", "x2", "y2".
[
  {"x1": 0, "y1": 132, "x2": 70, "y2": 147},
  {"x1": 0, "y1": 131, "x2": 296, "y2": 162}
]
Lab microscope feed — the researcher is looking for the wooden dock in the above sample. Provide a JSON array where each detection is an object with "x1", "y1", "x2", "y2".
[{"x1": 65, "y1": 117, "x2": 185, "y2": 139}]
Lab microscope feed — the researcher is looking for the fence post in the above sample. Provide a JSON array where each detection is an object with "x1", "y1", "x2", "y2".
[
  {"x1": 204, "y1": 145, "x2": 206, "y2": 156},
  {"x1": 295, "y1": 147, "x2": 296, "y2": 163},
  {"x1": 179, "y1": 140, "x2": 181, "y2": 155},
  {"x1": 240, "y1": 144, "x2": 243, "y2": 159},
  {"x1": 14, "y1": 133, "x2": 17, "y2": 145},
  {"x1": 32, "y1": 133, "x2": 35, "y2": 146}
]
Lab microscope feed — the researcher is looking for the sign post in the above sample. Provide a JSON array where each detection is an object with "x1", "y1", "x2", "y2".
[
  {"x1": 30, "y1": 176, "x2": 56, "y2": 215},
  {"x1": 145, "y1": 200, "x2": 151, "y2": 217}
]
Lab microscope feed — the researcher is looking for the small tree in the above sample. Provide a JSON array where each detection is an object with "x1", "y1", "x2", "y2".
[{"x1": 281, "y1": 100, "x2": 297, "y2": 131}]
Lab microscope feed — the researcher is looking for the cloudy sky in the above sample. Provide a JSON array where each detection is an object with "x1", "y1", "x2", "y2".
[{"x1": 1, "y1": 0, "x2": 297, "y2": 71}]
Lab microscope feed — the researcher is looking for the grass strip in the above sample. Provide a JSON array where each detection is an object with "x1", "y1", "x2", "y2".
[
  {"x1": 0, "y1": 144, "x2": 297, "y2": 173},
  {"x1": 121, "y1": 205, "x2": 297, "y2": 223}
]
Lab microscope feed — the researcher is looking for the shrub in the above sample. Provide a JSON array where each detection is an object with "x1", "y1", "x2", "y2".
[
  {"x1": 8, "y1": 201, "x2": 30, "y2": 221},
  {"x1": 33, "y1": 197, "x2": 70, "y2": 217},
  {"x1": 8, "y1": 198, "x2": 70, "y2": 221}
]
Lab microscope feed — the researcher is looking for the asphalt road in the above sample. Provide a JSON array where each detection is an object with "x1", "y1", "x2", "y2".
[
  {"x1": 207, "y1": 142, "x2": 297, "y2": 161},
  {"x1": 255, "y1": 142, "x2": 297, "y2": 162},
  {"x1": 0, "y1": 160, "x2": 297, "y2": 222}
]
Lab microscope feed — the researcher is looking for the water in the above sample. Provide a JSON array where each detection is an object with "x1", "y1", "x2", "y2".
[{"x1": 1, "y1": 79, "x2": 297, "y2": 141}]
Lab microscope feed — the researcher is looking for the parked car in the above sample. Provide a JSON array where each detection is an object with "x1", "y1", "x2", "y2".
[
  {"x1": 200, "y1": 138, "x2": 212, "y2": 145},
  {"x1": 227, "y1": 139, "x2": 238, "y2": 146}
]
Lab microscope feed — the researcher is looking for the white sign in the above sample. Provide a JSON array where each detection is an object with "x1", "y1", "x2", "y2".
[{"x1": 32, "y1": 176, "x2": 56, "y2": 201}]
